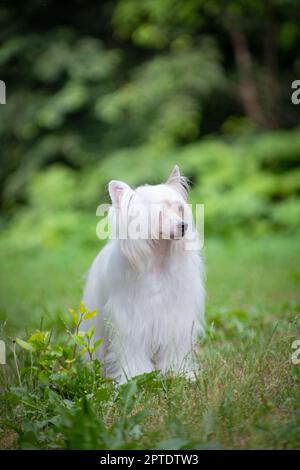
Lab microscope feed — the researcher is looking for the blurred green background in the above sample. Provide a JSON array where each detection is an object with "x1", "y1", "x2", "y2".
[
  {"x1": 0, "y1": 0, "x2": 300, "y2": 330},
  {"x1": 1, "y1": 0, "x2": 300, "y2": 451}
]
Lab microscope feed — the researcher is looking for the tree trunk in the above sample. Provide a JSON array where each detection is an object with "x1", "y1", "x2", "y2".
[
  {"x1": 263, "y1": 18, "x2": 280, "y2": 128},
  {"x1": 228, "y1": 22, "x2": 270, "y2": 129}
]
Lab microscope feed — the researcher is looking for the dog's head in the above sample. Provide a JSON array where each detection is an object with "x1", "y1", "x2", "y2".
[{"x1": 108, "y1": 165, "x2": 193, "y2": 241}]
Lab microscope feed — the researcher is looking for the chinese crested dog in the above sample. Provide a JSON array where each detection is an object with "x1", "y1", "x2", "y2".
[{"x1": 82, "y1": 165, "x2": 205, "y2": 383}]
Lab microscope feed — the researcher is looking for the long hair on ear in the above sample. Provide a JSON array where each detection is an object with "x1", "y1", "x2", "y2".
[
  {"x1": 166, "y1": 165, "x2": 190, "y2": 200},
  {"x1": 120, "y1": 238, "x2": 154, "y2": 272},
  {"x1": 108, "y1": 182, "x2": 134, "y2": 241},
  {"x1": 108, "y1": 185, "x2": 154, "y2": 272}
]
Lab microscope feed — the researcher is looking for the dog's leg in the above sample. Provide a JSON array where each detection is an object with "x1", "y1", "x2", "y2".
[
  {"x1": 105, "y1": 340, "x2": 155, "y2": 384},
  {"x1": 119, "y1": 358, "x2": 154, "y2": 384},
  {"x1": 156, "y1": 341, "x2": 199, "y2": 381}
]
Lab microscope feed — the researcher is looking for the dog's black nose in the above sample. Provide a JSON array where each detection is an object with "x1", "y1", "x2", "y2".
[{"x1": 180, "y1": 222, "x2": 188, "y2": 236}]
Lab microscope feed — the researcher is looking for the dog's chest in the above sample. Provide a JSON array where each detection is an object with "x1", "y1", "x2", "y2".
[
  {"x1": 137, "y1": 267, "x2": 189, "y2": 308},
  {"x1": 144, "y1": 271, "x2": 164, "y2": 298}
]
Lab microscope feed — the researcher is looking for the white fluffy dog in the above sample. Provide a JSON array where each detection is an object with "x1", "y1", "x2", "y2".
[{"x1": 82, "y1": 165, "x2": 205, "y2": 383}]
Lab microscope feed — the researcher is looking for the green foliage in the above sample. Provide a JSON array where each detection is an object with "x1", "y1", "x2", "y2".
[
  {"x1": 1, "y1": 304, "x2": 300, "y2": 450},
  {"x1": 12, "y1": 303, "x2": 103, "y2": 392},
  {"x1": 0, "y1": 306, "x2": 156, "y2": 449},
  {"x1": 1, "y1": 0, "x2": 300, "y2": 216},
  {"x1": 97, "y1": 39, "x2": 225, "y2": 145},
  {"x1": 0, "y1": 25, "x2": 120, "y2": 212},
  {"x1": 1, "y1": 129, "x2": 300, "y2": 252},
  {"x1": 16, "y1": 381, "x2": 151, "y2": 450}
]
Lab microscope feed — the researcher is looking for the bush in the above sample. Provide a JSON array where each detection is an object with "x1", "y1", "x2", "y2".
[{"x1": 1, "y1": 129, "x2": 300, "y2": 248}]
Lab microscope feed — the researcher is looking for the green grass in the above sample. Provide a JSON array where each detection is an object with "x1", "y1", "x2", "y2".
[{"x1": 0, "y1": 233, "x2": 300, "y2": 449}]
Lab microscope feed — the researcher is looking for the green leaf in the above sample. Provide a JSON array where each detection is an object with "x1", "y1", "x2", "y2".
[
  {"x1": 79, "y1": 301, "x2": 87, "y2": 313},
  {"x1": 78, "y1": 348, "x2": 88, "y2": 356},
  {"x1": 119, "y1": 381, "x2": 138, "y2": 414},
  {"x1": 94, "y1": 387, "x2": 111, "y2": 402},
  {"x1": 93, "y1": 338, "x2": 103, "y2": 350},
  {"x1": 83, "y1": 309, "x2": 97, "y2": 321},
  {"x1": 28, "y1": 330, "x2": 49, "y2": 346},
  {"x1": 73, "y1": 334, "x2": 87, "y2": 346},
  {"x1": 68, "y1": 308, "x2": 78, "y2": 325},
  {"x1": 85, "y1": 325, "x2": 95, "y2": 340},
  {"x1": 16, "y1": 338, "x2": 33, "y2": 351},
  {"x1": 38, "y1": 370, "x2": 49, "y2": 384}
]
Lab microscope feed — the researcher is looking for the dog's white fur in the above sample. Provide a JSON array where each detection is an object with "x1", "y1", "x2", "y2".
[{"x1": 82, "y1": 166, "x2": 205, "y2": 383}]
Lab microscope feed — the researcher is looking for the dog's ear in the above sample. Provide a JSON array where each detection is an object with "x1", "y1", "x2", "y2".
[
  {"x1": 166, "y1": 165, "x2": 181, "y2": 184},
  {"x1": 166, "y1": 165, "x2": 189, "y2": 199},
  {"x1": 108, "y1": 180, "x2": 131, "y2": 208}
]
